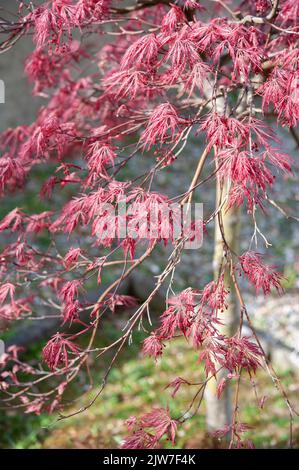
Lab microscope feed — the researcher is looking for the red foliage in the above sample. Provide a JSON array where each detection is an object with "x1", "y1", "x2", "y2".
[
  {"x1": 0, "y1": 0, "x2": 296, "y2": 449},
  {"x1": 240, "y1": 251, "x2": 283, "y2": 295},
  {"x1": 122, "y1": 408, "x2": 177, "y2": 448},
  {"x1": 42, "y1": 333, "x2": 81, "y2": 370}
]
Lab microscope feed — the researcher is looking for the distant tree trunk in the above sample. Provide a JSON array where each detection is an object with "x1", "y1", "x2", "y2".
[{"x1": 204, "y1": 176, "x2": 240, "y2": 432}]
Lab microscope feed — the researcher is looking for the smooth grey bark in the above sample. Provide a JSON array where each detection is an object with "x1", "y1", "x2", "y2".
[{"x1": 204, "y1": 180, "x2": 240, "y2": 431}]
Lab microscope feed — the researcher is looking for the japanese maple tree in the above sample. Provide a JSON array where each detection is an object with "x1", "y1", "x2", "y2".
[{"x1": 0, "y1": 0, "x2": 298, "y2": 449}]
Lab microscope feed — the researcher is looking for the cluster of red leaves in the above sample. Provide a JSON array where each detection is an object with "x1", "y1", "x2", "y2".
[
  {"x1": 240, "y1": 251, "x2": 283, "y2": 295},
  {"x1": 42, "y1": 332, "x2": 81, "y2": 370},
  {"x1": 142, "y1": 278, "x2": 263, "y2": 378},
  {"x1": 122, "y1": 408, "x2": 177, "y2": 449}
]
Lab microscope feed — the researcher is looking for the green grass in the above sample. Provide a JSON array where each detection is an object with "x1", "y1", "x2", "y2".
[{"x1": 0, "y1": 413, "x2": 53, "y2": 449}]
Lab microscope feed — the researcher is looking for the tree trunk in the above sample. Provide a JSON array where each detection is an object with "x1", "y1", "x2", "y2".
[{"x1": 204, "y1": 177, "x2": 240, "y2": 432}]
